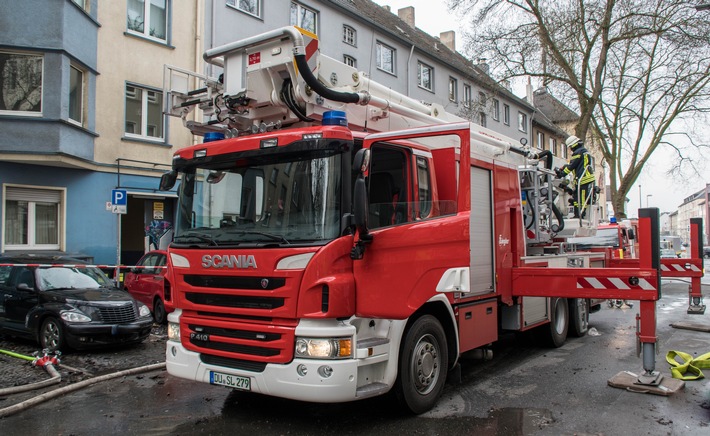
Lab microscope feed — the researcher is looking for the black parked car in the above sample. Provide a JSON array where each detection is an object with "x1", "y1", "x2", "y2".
[{"x1": 0, "y1": 254, "x2": 153, "y2": 352}]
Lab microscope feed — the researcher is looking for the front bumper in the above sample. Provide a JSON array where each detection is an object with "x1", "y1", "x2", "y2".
[
  {"x1": 64, "y1": 318, "x2": 153, "y2": 349},
  {"x1": 165, "y1": 340, "x2": 360, "y2": 403}
]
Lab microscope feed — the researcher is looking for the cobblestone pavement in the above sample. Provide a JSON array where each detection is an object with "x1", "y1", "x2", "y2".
[{"x1": 0, "y1": 324, "x2": 167, "y2": 392}]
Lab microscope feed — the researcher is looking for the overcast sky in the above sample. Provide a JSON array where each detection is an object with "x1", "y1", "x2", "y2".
[{"x1": 370, "y1": 0, "x2": 703, "y2": 215}]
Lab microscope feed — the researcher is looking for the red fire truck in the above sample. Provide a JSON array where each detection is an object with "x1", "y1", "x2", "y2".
[{"x1": 159, "y1": 27, "x2": 667, "y2": 413}]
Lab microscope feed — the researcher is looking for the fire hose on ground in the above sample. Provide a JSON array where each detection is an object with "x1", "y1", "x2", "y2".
[
  {"x1": 0, "y1": 349, "x2": 62, "y2": 396},
  {"x1": 0, "y1": 348, "x2": 165, "y2": 418}
]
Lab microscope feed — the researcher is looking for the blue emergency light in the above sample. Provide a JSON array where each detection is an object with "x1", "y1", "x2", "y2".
[
  {"x1": 322, "y1": 111, "x2": 348, "y2": 126},
  {"x1": 204, "y1": 132, "x2": 225, "y2": 142}
]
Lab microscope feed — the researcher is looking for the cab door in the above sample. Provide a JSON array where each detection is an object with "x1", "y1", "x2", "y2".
[{"x1": 353, "y1": 124, "x2": 471, "y2": 319}]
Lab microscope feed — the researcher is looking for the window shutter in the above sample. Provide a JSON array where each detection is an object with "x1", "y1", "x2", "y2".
[{"x1": 6, "y1": 187, "x2": 61, "y2": 203}]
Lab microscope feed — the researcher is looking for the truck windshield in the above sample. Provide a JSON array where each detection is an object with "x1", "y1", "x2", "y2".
[
  {"x1": 173, "y1": 153, "x2": 342, "y2": 246},
  {"x1": 568, "y1": 228, "x2": 620, "y2": 249}
]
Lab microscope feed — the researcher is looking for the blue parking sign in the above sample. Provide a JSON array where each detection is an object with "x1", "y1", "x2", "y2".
[{"x1": 112, "y1": 189, "x2": 127, "y2": 206}]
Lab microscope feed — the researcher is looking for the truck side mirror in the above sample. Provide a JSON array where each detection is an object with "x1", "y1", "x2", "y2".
[
  {"x1": 159, "y1": 170, "x2": 178, "y2": 191},
  {"x1": 627, "y1": 229, "x2": 635, "y2": 240}
]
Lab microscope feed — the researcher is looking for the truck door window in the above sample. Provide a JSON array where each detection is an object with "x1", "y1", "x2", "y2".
[
  {"x1": 416, "y1": 156, "x2": 432, "y2": 218},
  {"x1": 369, "y1": 145, "x2": 410, "y2": 228}
]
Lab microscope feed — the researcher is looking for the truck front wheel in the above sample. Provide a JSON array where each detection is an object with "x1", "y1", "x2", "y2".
[{"x1": 395, "y1": 315, "x2": 448, "y2": 414}]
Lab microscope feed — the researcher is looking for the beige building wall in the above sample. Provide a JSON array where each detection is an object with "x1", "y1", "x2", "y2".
[{"x1": 95, "y1": 1, "x2": 199, "y2": 171}]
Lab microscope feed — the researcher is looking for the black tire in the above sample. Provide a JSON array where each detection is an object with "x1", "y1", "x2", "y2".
[
  {"x1": 568, "y1": 298, "x2": 589, "y2": 337},
  {"x1": 539, "y1": 298, "x2": 568, "y2": 348},
  {"x1": 40, "y1": 317, "x2": 66, "y2": 352},
  {"x1": 394, "y1": 315, "x2": 448, "y2": 414},
  {"x1": 153, "y1": 298, "x2": 167, "y2": 324}
]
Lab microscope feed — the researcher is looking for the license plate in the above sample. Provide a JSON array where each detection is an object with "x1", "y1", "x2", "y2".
[{"x1": 209, "y1": 371, "x2": 251, "y2": 391}]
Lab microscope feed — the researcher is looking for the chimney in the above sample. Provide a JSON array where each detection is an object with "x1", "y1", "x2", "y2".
[
  {"x1": 383, "y1": 5, "x2": 391, "y2": 12},
  {"x1": 477, "y1": 58, "x2": 489, "y2": 75},
  {"x1": 440, "y1": 31, "x2": 456, "y2": 51},
  {"x1": 398, "y1": 6, "x2": 415, "y2": 28},
  {"x1": 526, "y1": 77, "x2": 534, "y2": 102}
]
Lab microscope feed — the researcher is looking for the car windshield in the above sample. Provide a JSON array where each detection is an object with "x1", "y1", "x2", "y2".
[
  {"x1": 173, "y1": 150, "x2": 343, "y2": 247},
  {"x1": 38, "y1": 267, "x2": 112, "y2": 291}
]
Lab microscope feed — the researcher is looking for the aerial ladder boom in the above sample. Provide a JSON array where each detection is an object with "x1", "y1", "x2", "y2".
[{"x1": 163, "y1": 25, "x2": 595, "y2": 241}]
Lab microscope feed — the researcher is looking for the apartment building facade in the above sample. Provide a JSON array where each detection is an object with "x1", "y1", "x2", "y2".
[{"x1": 1, "y1": 0, "x2": 544, "y2": 264}]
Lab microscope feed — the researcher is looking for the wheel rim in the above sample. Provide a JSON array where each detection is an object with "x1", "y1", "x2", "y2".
[
  {"x1": 42, "y1": 320, "x2": 60, "y2": 349},
  {"x1": 409, "y1": 333, "x2": 441, "y2": 395}
]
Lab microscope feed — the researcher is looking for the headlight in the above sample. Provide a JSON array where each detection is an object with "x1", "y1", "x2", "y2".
[
  {"x1": 60, "y1": 310, "x2": 91, "y2": 323},
  {"x1": 295, "y1": 337, "x2": 352, "y2": 359},
  {"x1": 138, "y1": 303, "x2": 151, "y2": 318},
  {"x1": 168, "y1": 322, "x2": 181, "y2": 341}
]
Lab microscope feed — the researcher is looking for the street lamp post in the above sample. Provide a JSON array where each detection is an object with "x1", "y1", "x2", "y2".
[
  {"x1": 646, "y1": 194, "x2": 653, "y2": 208},
  {"x1": 638, "y1": 185, "x2": 642, "y2": 212}
]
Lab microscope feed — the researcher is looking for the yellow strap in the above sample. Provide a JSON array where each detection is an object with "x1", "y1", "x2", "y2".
[{"x1": 665, "y1": 350, "x2": 710, "y2": 380}]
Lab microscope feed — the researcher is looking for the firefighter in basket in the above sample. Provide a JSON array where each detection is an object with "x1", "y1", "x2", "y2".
[{"x1": 554, "y1": 135, "x2": 596, "y2": 219}]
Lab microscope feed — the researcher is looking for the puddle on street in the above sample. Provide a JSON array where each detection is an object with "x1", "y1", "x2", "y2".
[{"x1": 171, "y1": 389, "x2": 555, "y2": 435}]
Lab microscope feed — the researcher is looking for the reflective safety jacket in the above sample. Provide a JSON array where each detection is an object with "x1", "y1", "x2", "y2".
[{"x1": 560, "y1": 145, "x2": 595, "y2": 185}]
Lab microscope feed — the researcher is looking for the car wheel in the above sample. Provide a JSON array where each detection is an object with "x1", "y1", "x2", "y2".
[
  {"x1": 153, "y1": 298, "x2": 167, "y2": 324},
  {"x1": 394, "y1": 315, "x2": 448, "y2": 414},
  {"x1": 40, "y1": 317, "x2": 66, "y2": 352}
]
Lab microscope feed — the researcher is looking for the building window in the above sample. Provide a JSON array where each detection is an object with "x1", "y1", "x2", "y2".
[
  {"x1": 72, "y1": 0, "x2": 87, "y2": 10},
  {"x1": 492, "y1": 99, "x2": 500, "y2": 121},
  {"x1": 448, "y1": 77, "x2": 457, "y2": 102},
  {"x1": 463, "y1": 85, "x2": 472, "y2": 108},
  {"x1": 417, "y1": 62, "x2": 433, "y2": 91},
  {"x1": 480, "y1": 112, "x2": 487, "y2": 128},
  {"x1": 127, "y1": 0, "x2": 168, "y2": 42},
  {"x1": 3, "y1": 186, "x2": 63, "y2": 250},
  {"x1": 343, "y1": 25, "x2": 356, "y2": 46},
  {"x1": 550, "y1": 137, "x2": 558, "y2": 155},
  {"x1": 0, "y1": 52, "x2": 43, "y2": 114},
  {"x1": 518, "y1": 112, "x2": 528, "y2": 133},
  {"x1": 344, "y1": 55, "x2": 356, "y2": 68},
  {"x1": 503, "y1": 104, "x2": 510, "y2": 125},
  {"x1": 376, "y1": 42, "x2": 395, "y2": 74},
  {"x1": 537, "y1": 131, "x2": 544, "y2": 149},
  {"x1": 125, "y1": 84, "x2": 164, "y2": 141},
  {"x1": 290, "y1": 2, "x2": 317, "y2": 34},
  {"x1": 69, "y1": 65, "x2": 84, "y2": 125},
  {"x1": 227, "y1": 0, "x2": 260, "y2": 17}
]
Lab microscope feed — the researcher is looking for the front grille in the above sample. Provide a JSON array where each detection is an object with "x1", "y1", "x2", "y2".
[
  {"x1": 188, "y1": 324, "x2": 281, "y2": 341},
  {"x1": 200, "y1": 353, "x2": 267, "y2": 372},
  {"x1": 184, "y1": 275, "x2": 285, "y2": 290},
  {"x1": 190, "y1": 338, "x2": 280, "y2": 356},
  {"x1": 97, "y1": 303, "x2": 138, "y2": 323},
  {"x1": 186, "y1": 293, "x2": 284, "y2": 309}
]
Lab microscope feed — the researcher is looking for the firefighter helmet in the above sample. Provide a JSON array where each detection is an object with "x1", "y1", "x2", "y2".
[{"x1": 565, "y1": 135, "x2": 582, "y2": 149}]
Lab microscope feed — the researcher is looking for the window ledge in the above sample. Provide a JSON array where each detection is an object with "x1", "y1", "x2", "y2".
[
  {"x1": 123, "y1": 32, "x2": 175, "y2": 49},
  {"x1": 121, "y1": 136, "x2": 172, "y2": 147}
]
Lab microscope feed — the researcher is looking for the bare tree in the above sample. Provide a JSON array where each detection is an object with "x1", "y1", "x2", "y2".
[{"x1": 450, "y1": 0, "x2": 710, "y2": 218}]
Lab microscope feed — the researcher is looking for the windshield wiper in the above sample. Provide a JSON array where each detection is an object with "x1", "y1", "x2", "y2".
[
  {"x1": 174, "y1": 231, "x2": 219, "y2": 246},
  {"x1": 223, "y1": 229, "x2": 290, "y2": 244}
]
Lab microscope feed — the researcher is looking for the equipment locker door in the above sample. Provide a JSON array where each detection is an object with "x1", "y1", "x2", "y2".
[{"x1": 469, "y1": 166, "x2": 494, "y2": 294}]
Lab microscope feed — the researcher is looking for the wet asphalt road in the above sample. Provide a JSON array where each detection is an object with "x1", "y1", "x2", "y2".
[{"x1": 1, "y1": 266, "x2": 709, "y2": 435}]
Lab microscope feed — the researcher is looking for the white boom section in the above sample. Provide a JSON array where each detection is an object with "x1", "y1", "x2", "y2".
[{"x1": 162, "y1": 26, "x2": 595, "y2": 240}]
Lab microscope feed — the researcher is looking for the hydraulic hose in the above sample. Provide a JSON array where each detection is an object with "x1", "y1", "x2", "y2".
[
  {"x1": 0, "y1": 362, "x2": 166, "y2": 418},
  {"x1": 551, "y1": 199, "x2": 565, "y2": 232},
  {"x1": 294, "y1": 53, "x2": 362, "y2": 104}
]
